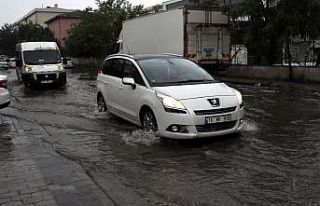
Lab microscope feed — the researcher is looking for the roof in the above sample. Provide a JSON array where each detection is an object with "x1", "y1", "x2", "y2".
[
  {"x1": 16, "y1": 7, "x2": 76, "y2": 25},
  {"x1": 17, "y1": 42, "x2": 59, "y2": 51},
  {"x1": 45, "y1": 10, "x2": 83, "y2": 24},
  {"x1": 107, "y1": 54, "x2": 183, "y2": 60}
]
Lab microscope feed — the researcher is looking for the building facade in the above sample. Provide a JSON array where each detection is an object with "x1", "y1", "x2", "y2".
[
  {"x1": 16, "y1": 4, "x2": 76, "y2": 27},
  {"x1": 45, "y1": 11, "x2": 82, "y2": 47}
]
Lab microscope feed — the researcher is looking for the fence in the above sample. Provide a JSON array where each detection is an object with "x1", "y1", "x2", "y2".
[{"x1": 220, "y1": 65, "x2": 320, "y2": 82}]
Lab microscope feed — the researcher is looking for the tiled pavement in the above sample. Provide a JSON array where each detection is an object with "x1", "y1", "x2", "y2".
[{"x1": 0, "y1": 115, "x2": 115, "y2": 206}]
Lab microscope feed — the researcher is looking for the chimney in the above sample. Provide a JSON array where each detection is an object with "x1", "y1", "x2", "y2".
[{"x1": 54, "y1": 4, "x2": 58, "y2": 8}]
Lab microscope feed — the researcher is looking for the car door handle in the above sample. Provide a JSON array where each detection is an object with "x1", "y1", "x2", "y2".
[{"x1": 102, "y1": 81, "x2": 109, "y2": 85}]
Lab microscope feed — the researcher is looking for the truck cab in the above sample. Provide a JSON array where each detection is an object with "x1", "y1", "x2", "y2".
[{"x1": 16, "y1": 42, "x2": 66, "y2": 87}]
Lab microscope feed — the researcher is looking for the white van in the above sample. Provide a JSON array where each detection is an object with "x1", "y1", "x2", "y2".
[{"x1": 16, "y1": 42, "x2": 66, "y2": 87}]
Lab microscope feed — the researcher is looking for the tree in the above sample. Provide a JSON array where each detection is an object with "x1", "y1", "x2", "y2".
[
  {"x1": 65, "y1": 0, "x2": 146, "y2": 58},
  {"x1": 226, "y1": 0, "x2": 280, "y2": 65},
  {"x1": 0, "y1": 22, "x2": 55, "y2": 56},
  {"x1": 0, "y1": 24, "x2": 17, "y2": 56},
  {"x1": 16, "y1": 21, "x2": 55, "y2": 43},
  {"x1": 226, "y1": 0, "x2": 320, "y2": 71},
  {"x1": 273, "y1": 0, "x2": 320, "y2": 79}
]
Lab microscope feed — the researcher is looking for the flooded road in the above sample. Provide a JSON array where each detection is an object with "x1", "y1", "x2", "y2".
[{"x1": 1, "y1": 68, "x2": 320, "y2": 205}]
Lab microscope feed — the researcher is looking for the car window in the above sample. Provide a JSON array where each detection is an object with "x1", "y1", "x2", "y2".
[
  {"x1": 137, "y1": 57, "x2": 215, "y2": 86},
  {"x1": 122, "y1": 60, "x2": 145, "y2": 86},
  {"x1": 102, "y1": 59, "x2": 122, "y2": 78},
  {"x1": 101, "y1": 60, "x2": 111, "y2": 74}
]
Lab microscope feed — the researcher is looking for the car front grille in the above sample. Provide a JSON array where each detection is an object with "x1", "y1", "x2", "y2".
[
  {"x1": 194, "y1": 106, "x2": 237, "y2": 115},
  {"x1": 37, "y1": 73, "x2": 57, "y2": 81},
  {"x1": 196, "y1": 121, "x2": 237, "y2": 133}
]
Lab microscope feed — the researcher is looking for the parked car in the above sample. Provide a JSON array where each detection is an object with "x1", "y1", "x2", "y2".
[
  {"x1": 0, "y1": 74, "x2": 10, "y2": 109},
  {"x1": 97, "y1": 54, "x2": 244, "y2": 139},
  {"x1": 9, "y1": 58, "x2": 16, "y2": 68}
]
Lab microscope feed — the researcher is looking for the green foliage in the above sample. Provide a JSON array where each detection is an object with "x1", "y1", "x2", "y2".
[
  {"x1": 227, "y1": 0, "x2": 320, "y2": 65},
  {"x1": 0, "y1": 22, "x2": 55, "y2": 56},
  {"x1": 0, "y1": 24, "x2": 17, "y2": 56},
  {"x1": 16, "y1": 21, "x2": 55, "y2": 43},
  {"x1": 65, "y1": 0, "x2": 146, "y2": 58},
  {"x1": 198, "y1": 0, "x2": 219, "y2": 8}
]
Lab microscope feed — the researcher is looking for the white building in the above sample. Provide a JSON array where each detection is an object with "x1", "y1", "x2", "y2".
[{"x1": 16, "y1": 4, "x2": 76, "y2": 27}]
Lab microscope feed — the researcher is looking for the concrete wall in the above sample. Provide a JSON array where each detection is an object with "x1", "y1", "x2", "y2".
[{"x1": 223, "y1": 65, "x2": 320, "y2": 82}]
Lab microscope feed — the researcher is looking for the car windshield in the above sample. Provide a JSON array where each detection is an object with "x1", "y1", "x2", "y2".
[
  {"x1": 137, "y1": 57, "x2": 216, "y2": 86},
  {"x1": 23, "y1": 50, "x2": 61, "y2": 65}
]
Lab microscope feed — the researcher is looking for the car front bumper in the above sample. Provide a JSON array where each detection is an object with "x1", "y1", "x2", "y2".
[
  {"x1": 156, "y1": 107, "x2": 245, "y2": 139},
  {"x1": 22, "y1": 71, "x2": 66, "y2": 85}
]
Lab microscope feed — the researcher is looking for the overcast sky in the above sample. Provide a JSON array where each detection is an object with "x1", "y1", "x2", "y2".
[{"x1": 0, "y1": 0, "x2": 164, "y2": 26}]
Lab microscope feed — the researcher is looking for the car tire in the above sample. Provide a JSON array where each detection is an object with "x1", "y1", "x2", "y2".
[
  {"x1": 97, "y1": 94, "x2": 107, "y2": 112},
  {"x1": 141, "y1": 108, "x2": 158, "y2": 132}
]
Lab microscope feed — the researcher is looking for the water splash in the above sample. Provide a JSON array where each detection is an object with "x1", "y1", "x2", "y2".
[
  {"x1": 242, "y1": 120, "x2": 258, "y2": 132},
  {"x1": 121, "y1": 130, "x2": 160, "y2": 146}
]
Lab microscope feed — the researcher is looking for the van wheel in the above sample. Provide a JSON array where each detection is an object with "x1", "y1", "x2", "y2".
[
  {"x1": 141, "y1": 109, "x2": 158, "y2": 132},
  {"x1": 97, "y1": 94, "x2": 107, "y2": 112}
]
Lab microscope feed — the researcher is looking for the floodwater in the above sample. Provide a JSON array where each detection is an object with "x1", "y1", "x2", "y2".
[{"x1": 1, "y1": 67, "x2": 320, "y2": 205}]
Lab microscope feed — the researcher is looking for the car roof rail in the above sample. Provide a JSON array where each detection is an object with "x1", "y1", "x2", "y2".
[
  {"x1": 107, "y1": 53, "x2": 134, "y2": 59},
  {"x1": 161, "y1": 53, "x2": 183, "y2": 58}
]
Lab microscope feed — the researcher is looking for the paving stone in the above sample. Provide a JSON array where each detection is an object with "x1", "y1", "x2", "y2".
[{"x1": 0, "y1": 116, "x2": 114, "y2": 206}]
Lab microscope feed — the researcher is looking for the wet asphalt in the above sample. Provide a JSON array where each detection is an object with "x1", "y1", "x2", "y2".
[{"x1": 1, "y1": 67, "x2": 320, "y2": 206}]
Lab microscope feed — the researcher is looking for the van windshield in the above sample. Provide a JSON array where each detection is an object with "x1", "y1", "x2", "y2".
[{"x1": 23, "y1": 50, "x2": 61, "y2": 65}]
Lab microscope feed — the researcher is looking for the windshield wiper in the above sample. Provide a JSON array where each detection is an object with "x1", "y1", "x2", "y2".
[{"x1": 171, "y1": 79, "x2": 215, "y2": 84}]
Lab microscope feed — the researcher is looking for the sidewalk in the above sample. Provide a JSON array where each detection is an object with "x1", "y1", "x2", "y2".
[{"x1": 0, "y1": 115, "x2": 115, "y2": 206}]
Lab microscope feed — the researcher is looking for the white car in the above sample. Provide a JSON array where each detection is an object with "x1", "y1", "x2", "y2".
[
  {"x1": 97, "y1": 54, "x2": 244, "y2": 139},
  {"x1": 0, "y1": 74, "x2": 10, "y2": 109}
]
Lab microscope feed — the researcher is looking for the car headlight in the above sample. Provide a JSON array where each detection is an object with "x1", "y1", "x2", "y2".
[
  {"x1": 232, "y1": 89, "x2": 243, "y2": 107},
  {"x1": 23, "y1": 66, "x2": 32, "y2": 73},
  {"x1": 156, "y1": 93, "x2": 187, "y2": 114}
]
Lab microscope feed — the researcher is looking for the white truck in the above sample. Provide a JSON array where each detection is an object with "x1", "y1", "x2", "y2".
[
  {"x1": 118, "y1": 8, "x2": 231, "y2": 67},
  {"x1": 15, "y1": 42, "x2": 66, "y2": 87}
]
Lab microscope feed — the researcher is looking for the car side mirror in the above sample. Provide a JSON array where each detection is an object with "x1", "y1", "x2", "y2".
[{"x1": 122, "y1": 77, "x2": 136, "y2": 89}]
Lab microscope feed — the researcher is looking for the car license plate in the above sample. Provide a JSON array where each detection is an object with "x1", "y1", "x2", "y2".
[
  {"x1": 205, "y1": 114, "x2": 232, "y2": 124},
  {"x1": 41, "y1": 80, "x2": 53, "y2": 84}
]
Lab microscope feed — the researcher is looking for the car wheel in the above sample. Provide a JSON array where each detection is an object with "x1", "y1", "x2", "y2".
[
  {"x1": 141, "y1": 109, "x2": 158, "y2": 131},
  {"x1": 97, "y1": 94, "x2": 107, "y2": 112}
]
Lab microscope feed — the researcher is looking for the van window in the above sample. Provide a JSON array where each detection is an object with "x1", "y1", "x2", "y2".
[
  {"x1": 23, "y1": 50, "x2": 61, "y2": 65},
  {"x1": 102, "y1": 59, "x2": 122, "y2": 78}
]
